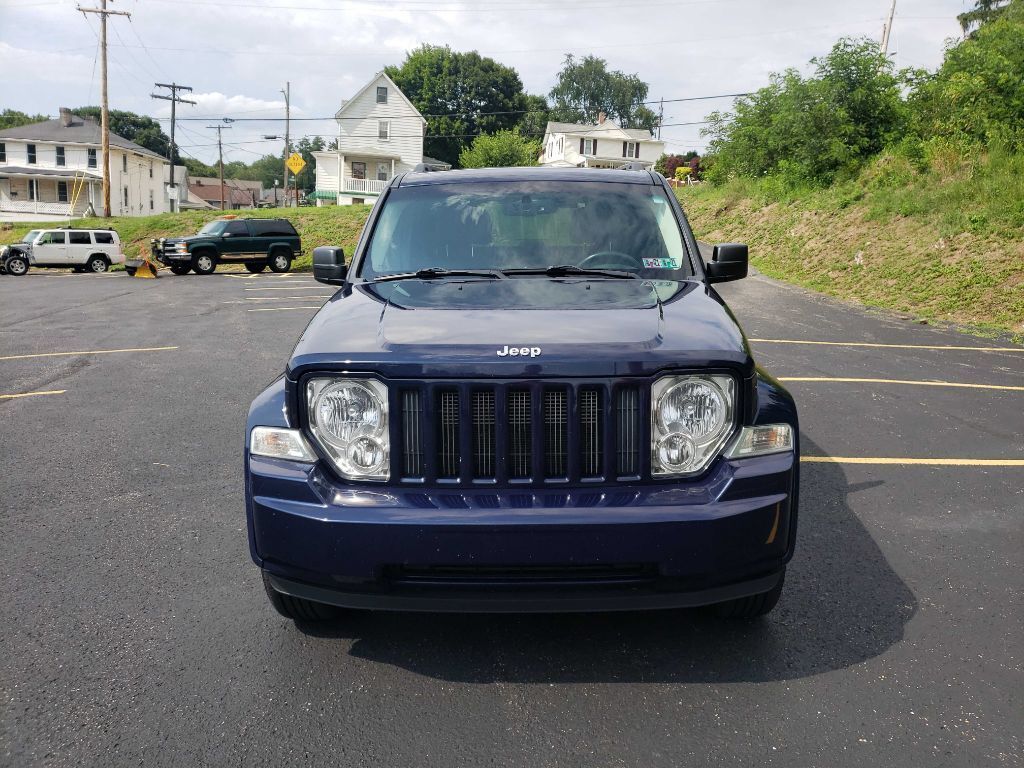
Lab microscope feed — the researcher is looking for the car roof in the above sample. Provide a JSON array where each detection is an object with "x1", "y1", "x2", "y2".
[{"x1": 396, "y1": 166, "x2": 658, "y2": 187}]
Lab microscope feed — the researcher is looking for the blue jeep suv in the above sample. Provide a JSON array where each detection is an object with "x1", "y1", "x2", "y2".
[{"x1": 245, "y1": 167, "x2": 799, "y2": 621}]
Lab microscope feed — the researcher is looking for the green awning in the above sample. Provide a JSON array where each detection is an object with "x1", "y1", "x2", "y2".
[{"x1": 309, "y1": 189, "x2": 338, "y2": 199}]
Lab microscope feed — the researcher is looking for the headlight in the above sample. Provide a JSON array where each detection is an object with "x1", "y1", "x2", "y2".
[
  {"x1": 174, "y1": 243, "x2": 188, "y2": 252},
  {"x1": 306, "y1": 378, "x2": 389, "y2": 480},
  {"x1": 651, "y1": 374, "x2": 735, "y2": 476}
]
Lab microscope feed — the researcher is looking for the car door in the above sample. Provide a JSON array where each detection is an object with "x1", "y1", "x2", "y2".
[
  {"x1": 33, "y1": 231, "x2": 66, "y2": 264},
  {"x1": 220, "y1": 219, "x2": 251, "y2": 261},
  {"x1": 67, "y1": 230, "x2": 92, "y2": 264}
]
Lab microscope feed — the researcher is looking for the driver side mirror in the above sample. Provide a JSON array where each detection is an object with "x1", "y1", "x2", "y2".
[
  {"x1": 705, "y1": 243, "x2": 748, "y2": 284},
  {"x1": 313, "y1": 246, "x2": 347, "y2": 285}
]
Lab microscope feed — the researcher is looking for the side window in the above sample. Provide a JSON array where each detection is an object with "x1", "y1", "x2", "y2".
[
  {"x1": 56, "y1": 146, "x2": 66, "y2": 166},
  {"x1": 378, "y1": 121, "x2": 390, "y2": 141},
  {"x1": 224, "y1": 220, "x2": 249, "y2": 236},
  {"x1": 69, "y1": 231, "x2": 91, "y2": 245},
  {"x1": 40, "y1": 231, "x2": 66, "y2": 245},
  {"x1": 376, "y1": 86, "x2": 387, "y2": 104},
  {"x1": 88, "y1": 148, "x2": 97, "y2": 168},
  {"x1": 0, "y1": 143, "x2": 6, "y2": 162},
  {"x1": 93, "y1": 232, "x2": 115, "y2": 244},
  {"x1": 122, "y1": 154, "x2": 127, "y2": 172},
  {"x1": 27, "y1": 144, "x2": 37, "y2": 164}
]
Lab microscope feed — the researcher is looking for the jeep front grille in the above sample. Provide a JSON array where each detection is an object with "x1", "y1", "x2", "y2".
[{"x1": 394, "y1": 381, "x2": 646, "y2": 484}]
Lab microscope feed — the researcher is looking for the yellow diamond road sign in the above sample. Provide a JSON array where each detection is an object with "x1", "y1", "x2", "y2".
[{"x1": 286, "y1": 153, "x2": 306, "y2": 175}]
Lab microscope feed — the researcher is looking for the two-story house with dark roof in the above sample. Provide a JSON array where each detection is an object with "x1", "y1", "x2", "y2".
[{"x1": 0, "y1": 108, "x2": 169, "y2": 219}]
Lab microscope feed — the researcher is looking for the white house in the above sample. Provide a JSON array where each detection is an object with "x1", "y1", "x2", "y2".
[
  {"x1": 0, "y1": 108, "x2": 170, "y2": 220},
  {"x1": 539, "y1": 113, "x2": 664, "y2": 170},
  {"x1": 312, "y1": 73, "x2": 449, "y2": 206}
]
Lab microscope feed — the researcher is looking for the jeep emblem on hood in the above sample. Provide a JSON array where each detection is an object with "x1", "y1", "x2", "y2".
[{"x1": 497, "y1": 345, "x2": 541, "y2": 358}]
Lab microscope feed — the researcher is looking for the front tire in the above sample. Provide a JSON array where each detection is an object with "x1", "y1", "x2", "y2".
[
  {"x1": 192, "y1": 252, "x2": 217, "y2": 275},
  {"x1": 262, "y1": 572, "x2": 345, "y2": 622},
  {"x1": 244, "y1": 261, "x2": 267, "y2": 273},
  {"x1": 713, "y1": 570, "x2": 785, "y2": 619},
  {"x1": 87, "y1": 255, "x2": 109, "y2": 273},
  {"x1": 169, "y1": 263, "x2": 191, "y2": 276},
  {"x1": 4, "y1": 255, "x2": 29, "y2": 276},
  {"x1": 268, "y1": 250, "x2": 292, "y2": 273}
]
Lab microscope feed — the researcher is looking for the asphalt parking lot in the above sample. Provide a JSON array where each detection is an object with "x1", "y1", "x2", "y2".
[{"x1": 2, "y1": 268, "x2": 1022, "y2": 767}]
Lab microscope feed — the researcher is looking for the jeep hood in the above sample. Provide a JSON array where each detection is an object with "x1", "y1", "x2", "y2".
[{"x1": 288, "y1": 278, "x2": 752, "y2": 378}]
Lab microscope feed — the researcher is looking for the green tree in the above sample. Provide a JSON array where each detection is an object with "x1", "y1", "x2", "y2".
[
  {"x1": 0, "y1": 109, "x2": 48, "y2": 130},
  {"x1": 703, "y1": 38, "x2": 910, "y2": 185},
  {"x1": 386, "y1": 45, "x2": 538, "y2": 166},
  {"x1": 548, "y1": 55, "x2": 658, "y2": 132},
  {"x1": 913, "y1": 0, "x2": 1024, "y2": 147},
  {"x1": 72, "y1": 107, "x2": 175, "y2": 160},
  {"x1": 458, "y1": 130, "x2": 540, "y2": 168},
  {"x1": 958, "y1": 0, "x2": 1011, "y2": 35}
]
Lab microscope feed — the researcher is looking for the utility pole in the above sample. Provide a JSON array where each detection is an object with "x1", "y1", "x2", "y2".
[
  {"x1": 281, "y1": 82, "x2": 291, "y2": 207},
  {"x1": 77, "y1": 0, "x2": 130, "y2": 217},
  {"x1": 881, "y1": 0, "x2": 897, "y2": 55},
  {"x1": 151, "y1": 83, "x2": 195, "y2": 213},
  {"x1": 207, "y1": 124, "x2": 231, "y2": 210},
  {"x1": 657, "y1": 98, "x2": 664, "y2": 140}
]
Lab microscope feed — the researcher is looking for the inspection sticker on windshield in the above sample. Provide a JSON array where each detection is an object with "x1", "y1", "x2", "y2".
[{"x1": 643, "y1": 258, "x2": 679, "y2": 269}]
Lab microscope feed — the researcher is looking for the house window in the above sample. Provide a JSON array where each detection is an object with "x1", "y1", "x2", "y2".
[
  {"x1": 0, "y1": 142, "x2": 7, "y2": 162},
  {"x1": 28, "y1": 179, "x2": 37, "y2": 200},
  {"x1": 122, "y1": 154, "x2": 127, "y2": 172},
  {"x1": 123, "y1": 186, "x2": 129, "y2": 208},
  {"x1": 351, "y1": 161, "x2": 366, "y2": 180},
  {"x1": 56, "y1": 146, "x2": 65, "y2": 166},
  {"x1": 88, "y1": 148, "x2": 97, "y2": 168},
  {"x1": 581, "y1": 138, "x2": 598, "y2": 156},
  {"x1": 376, "y1": 86, "x2": 387, "y2": 104},
  {"x1": 27, "y1": 144, "x2": 37, "y2": 164},
  {"x1": 149, "y1": 162, "x2": 153, "y2": 179},
  {"x1": 149, "y1": 189, "x2": 154, "y2": 210},
  {"x1": 378, "y1": 121, "x2": 390, "y2": 141},
  {"x1": 376, "y1": 162, "x2": 389, "y2": 181},
  {"x1": 622, "y1": 141, "x2": 639, "y2": 159},
  {"x1": 58, "y1": 181, "x2": 68, "y2": 202}
]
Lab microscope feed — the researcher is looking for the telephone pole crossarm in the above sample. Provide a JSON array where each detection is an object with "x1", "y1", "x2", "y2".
[{"x1": 152, "y1": 83, "x2": 196, "y2": 213}]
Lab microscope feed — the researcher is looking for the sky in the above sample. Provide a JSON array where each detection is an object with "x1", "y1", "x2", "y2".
[{"x1": 0, "y1": 0, "x2": 970, "y2": 167}]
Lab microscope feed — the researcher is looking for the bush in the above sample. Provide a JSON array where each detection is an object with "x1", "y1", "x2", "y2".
[{"x1": 458, "y1": 130, "x2": 541, "y2": 168}]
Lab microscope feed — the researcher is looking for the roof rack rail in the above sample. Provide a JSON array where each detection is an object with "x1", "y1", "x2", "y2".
[{"x1": 618, "y1": 161, "x2": 648, "y2": 171}]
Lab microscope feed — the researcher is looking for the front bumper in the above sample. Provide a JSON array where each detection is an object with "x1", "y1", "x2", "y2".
[{"x1": 246, "y1": 450, "x2": 798, "y2": 613}]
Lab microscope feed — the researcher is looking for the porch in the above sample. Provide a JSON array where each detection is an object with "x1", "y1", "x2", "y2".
[
  {"x1": 312, "y1": 149, "x2": 399, "y2": 205},
  {"x1": 0, "y1": 168, "x2": 101, "y2": 218}
]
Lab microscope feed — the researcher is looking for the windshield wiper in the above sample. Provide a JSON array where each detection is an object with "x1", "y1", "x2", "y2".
[
  {"x1": 502, "y1": 265, "x2": 639, "y2": 279},
  {"x1": 368, "y1": 268, "x2": 506, "y2": 283}
]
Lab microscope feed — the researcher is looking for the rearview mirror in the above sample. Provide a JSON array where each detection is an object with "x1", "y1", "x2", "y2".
[
  {"x1": 705, "y1": 243, "x2": 748, "y2": 284},
  {"x1": 313, "y1": 246, "x2": 347, "y2": 285}
]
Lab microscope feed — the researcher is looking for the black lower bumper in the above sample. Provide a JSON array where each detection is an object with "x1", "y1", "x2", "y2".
[{"x1": 264, "y1": 569, "x2": 785, "y2": 614}]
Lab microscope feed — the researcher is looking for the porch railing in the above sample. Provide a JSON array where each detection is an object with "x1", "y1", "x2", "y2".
[
  {"x1": 343, "y1": 177, "x2": 388, "y2": 195},
  {"x1": 0, "y1": 196, "x2": 82, "y2": 216}
]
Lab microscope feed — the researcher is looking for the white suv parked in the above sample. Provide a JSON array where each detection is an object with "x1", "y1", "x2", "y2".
[{"x1": 0, "y1": 228, "x2": 125, "y2": 276}]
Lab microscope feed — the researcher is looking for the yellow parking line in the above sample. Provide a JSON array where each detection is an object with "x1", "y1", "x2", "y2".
[
  {"x1": 750, "y1": 338, "x2": 1024, "y2": 353},
  {"x1": 0, "y1": 346, "x2": 178, "y2": 362},
  {"x1": 802, "y1": 456, "x2": 1024, "y2": 467},
  {"x1": 0, "y1": 389, "x2": 66, "y2": 400},
  {"x1": 246, "y1": 306, "x2": 322, "y2": 312},
  {"x1": 781, "y1": 377, "x2": 1024, "y2": 392}
]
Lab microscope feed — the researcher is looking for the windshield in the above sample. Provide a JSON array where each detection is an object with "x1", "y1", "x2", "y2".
[
  {"x1": 197, "y1": 221, "x2": 228, "y2": 236},
  {"x1": 22, "y1": 230, "x2": 40, "y2": 243},
  {"x1": 359, "y1": 181, "x2": 693, "y2": 280}
]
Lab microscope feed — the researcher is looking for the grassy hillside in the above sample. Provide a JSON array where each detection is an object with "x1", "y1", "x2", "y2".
[
  {"x1": 1, "y1": 205, "x2": 371, "y2": 271},
  {"x1": 679, "y1": 146, "x2": 1024, "y2": 341}
]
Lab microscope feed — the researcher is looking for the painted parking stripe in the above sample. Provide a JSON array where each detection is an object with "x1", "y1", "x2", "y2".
[
  {"x1": 0, "y1": 346, "x2": 178, "y2": 362},
  {"x1": 246, "y1": 306, "x2": 322, "y2": 312},
  {"x1": 0, "y1": 389, "x2": 66, "y2": 400},
  {"x1": 749, "y1": 338, "x2": 1024, "y2": 353},
  {"x1": 243, "y1": 295, "x2": 333, "y2": 301},
  {"x1": 243, "y1": 286, "x2": 325, "y2": 291},
  {"x1": 781, "y1": 377, "x2": 1024, "y2": 392},
  {"x1": 801, "y1": 456, "x2": 1024, "y2": 467}
]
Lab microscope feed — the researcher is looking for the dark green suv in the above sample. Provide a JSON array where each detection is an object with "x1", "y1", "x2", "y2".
[{"x1": 152, "y1": 217, "x2": 301, "y2": 275}]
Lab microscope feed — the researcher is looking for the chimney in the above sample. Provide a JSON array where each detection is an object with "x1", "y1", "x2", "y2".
[
  {"x1": 59, "y1": 107, "x2": 73, "y2": 127},
  {"x1": 597, "y1": 111, "x2": 606, "y2": 125}
]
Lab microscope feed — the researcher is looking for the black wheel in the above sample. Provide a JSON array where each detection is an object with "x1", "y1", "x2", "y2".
[
  {"x1": 268, "y1": 250, "x2": 292, "y2": 273},
  {"x1": 125, "y1": 266, "x2": 137, "y2": 277},
  {"x1": 87, "y1": 255, "x2": 109, "y2": 273},
  {"x1": 262, "y1": 572, "x2": 345, "y2": 622},
  {"x1": 713, "y1": 570, "x2": 785, "y2": 619},
  {"x1": 244, "y1": 261, "x2": 267, "y2": 273},
  {"x1": 191, "y1": 252, "x2": 217, "y2": 275},
  {"x1": 4, "y1": 255, "x2": 29, "y2": 276},
  {"x1": 169, "y1": 263, "x2": 191, "y2": 275}
]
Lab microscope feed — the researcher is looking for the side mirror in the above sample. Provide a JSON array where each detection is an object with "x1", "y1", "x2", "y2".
[
  {"x1": 705, "y1": 243, "x2": 748, "y2": 284},
  {"x1": 313, "y1": 246, "x2": 347, "y2": 285}
]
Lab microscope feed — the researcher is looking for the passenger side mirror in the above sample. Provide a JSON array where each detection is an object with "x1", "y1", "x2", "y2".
[
  {"x1": 313, "y1": 246, "x2": 347, "y2": 285},
  {"x1": 705, "y1": 243, "x2": 748, "y2": 284}
]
